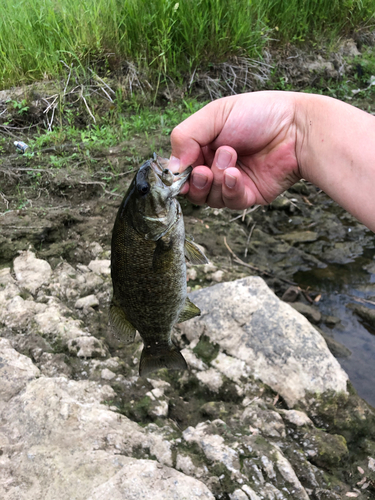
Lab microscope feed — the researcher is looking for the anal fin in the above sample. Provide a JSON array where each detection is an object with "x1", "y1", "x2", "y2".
[
  {"x1": 139, "y1": 345, "x2": 187, "y2": 376},
  {"x1": 109, "y1": 302, "x2": 136, "y2": 344},
  {"x1": 177, "y1": 296, "x2": 201, "y2": 323},
  {"x1": 184, "y1": 238, "x2": 208, "y2": 265}
]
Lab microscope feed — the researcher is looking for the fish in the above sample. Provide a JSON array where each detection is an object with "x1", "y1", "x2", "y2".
[{"x1": 110, "y1": 153, "x2": 208, "y2": 376}]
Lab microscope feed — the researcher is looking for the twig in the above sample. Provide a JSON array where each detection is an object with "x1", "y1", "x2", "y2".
[
  {"x1": 0, "y1": 191, "x2": 9, "y2": 209},
  {"x1": 229, "y1": 205, "x2": 260, "y2": 222},
  {"x1": 89, "y1": 68, "x2": 116, "y2": 95},
  {"x1": 80, "y1": 86, "x2": 96, "y2": 123},
  {"x1": 244, "y1": 222, "x2": 256, "y2": 258},
  {"x1": 347, "y1": 295, "x2": 375, "y2": 307}
]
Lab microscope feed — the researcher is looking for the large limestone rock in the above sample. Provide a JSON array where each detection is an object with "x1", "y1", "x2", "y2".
[
  {"x1": 0, "y1": 341, "x2": 214, "y2": 500},
  {"x1": 180, "y1": 277, "x2": 348, "y2": 407}
]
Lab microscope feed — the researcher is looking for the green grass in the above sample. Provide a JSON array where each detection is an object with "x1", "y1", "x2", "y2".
[
  {"x1": 0, "y1": 0, "x2": 374, "y2": 89},
  {"x1": 26, "y1": 98, "x2": 204, "y2": 150}
]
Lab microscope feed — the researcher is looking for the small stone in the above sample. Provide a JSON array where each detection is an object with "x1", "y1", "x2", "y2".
[
  {"x1": 211, "y1": 270, "x2": 224, "y2": 282},
  {"x1": 242, "y1": 485, "x2": 262, "y2": 500},
  {"x1": 101, "y1": 368, "x2": 116, "y2": 380},
  {"x1": 187, "y1": 268, "x2": 197, "y2": 281},
  {"x1": 229, "y1": 489, "x2": 249, "y2": 500},
  {"x1": 89, "y1": 242, "x2": 103, "y2": 257},
  {"x1": 13, "y1": 250, "x2": 52, "y2": 294},
  {"x1": 67, "y1": 336, "x2": 108, "y2": 358},
  {"x1": 280, "y1": 231, "x2": 318, "y2": 244},
  {"x1": 290, "y1": 302, "x2": 322, "y2": 324},
  {"x1": 281, "y1": 286, "x2": 300, "y2": 303},
  {"x1": 348, "y1": 303, "x2": 375, "y2": 327},
  {"x1": 279, "y1": 409, "x2": 313, "y2": 427},
  {"x1": 203, "y1": 263, "x2": 217, "y2": 274},
  {"x1": 196, "y1": 368, "x2": 223, "y2": 392},
  {"x1": 75, "y1": 294, "x2": 99, "y2": 309},
  {"x1": 0, "y1": 268, "x2": 14, "y2": 286},
  {"x1": 151, "y1": 400, "x2": 169, "y2": 418},
  {"x1": 324, "y1": 315, "x2": 340, "y2": 327},
  {"x1": 88, "y1": 259, "x2": 111, "y2": 275}
]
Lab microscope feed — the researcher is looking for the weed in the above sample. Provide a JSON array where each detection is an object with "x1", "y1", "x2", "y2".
[{"x1": 1, "y1": 0, "x2": 374, "y2": 89}]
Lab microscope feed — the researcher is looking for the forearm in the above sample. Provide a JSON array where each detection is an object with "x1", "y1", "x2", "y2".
[{"x1": 295, "y1": 93, "x2": 375, "y2": 231}]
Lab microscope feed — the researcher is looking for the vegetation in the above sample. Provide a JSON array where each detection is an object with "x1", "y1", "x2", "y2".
[{"x1": 0, "y1": 0, "x2": 374, "y2": 89}]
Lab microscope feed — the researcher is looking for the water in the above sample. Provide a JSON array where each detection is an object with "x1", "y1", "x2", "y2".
[{"x1": 295, "y1": 257, "x2": 375, "y2": 407}]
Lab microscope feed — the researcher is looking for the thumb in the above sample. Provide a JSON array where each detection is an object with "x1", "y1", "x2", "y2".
[
  {"x1": 169, "y1": 97, "x2": 235, "y2": 171},
  {"x1": 169, "y1": 124, "x2": 204, "y2": 172}
]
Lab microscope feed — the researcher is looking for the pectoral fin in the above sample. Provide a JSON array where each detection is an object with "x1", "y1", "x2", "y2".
[
  {"x1": 109, "y1": 303, "x2": 136, "y2": 344},
  {"x1": 139, "y1": 344, "x2": 187, "y2": 376},
  {"x1": 177, "y1": 296, "x2": 201, "y2": 323},
  {"x1": 184, "y1": 238, "x2": 208, "y2": 265}
]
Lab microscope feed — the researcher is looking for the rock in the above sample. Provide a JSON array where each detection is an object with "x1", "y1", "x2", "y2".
[
  {"x1": 211, "y1": 351, "x2": 248, "y2": 383},
  {"x1": 196, "y1": 367, "x2": 223, "y2": 392},
  {"x1": 101, "y1": 368, "x2": 116, "y2": 380},
  {"x1": 75, "y1": 294, "x2": 99, "y2": 309},
  {"x1": 316, "y1": 328, "x2": 352, "y2": 358},
  {"x1": 303, "y1": 57, "x2": 337, "y2": 78},
  {"x1": 0, "y1": 366, "x2": 202, "y2": 499},
  {"x1": 87, "y1": 458, "x2": 214, "y2": 500},
  {"x1": 67, "y1": 336, "x2": 108, "y2": 358},
  {"x1": 241, "y1": 403, "x2": 286, "y2": 438},
  {"x1": 0, "y1": 337, "x2": 40, "y2": 407},
  {"x1": 348, "y1": 303, "x2": 375, "y2": 327},
  {"x1": 273, "y1": 448, "x2": 309, "y2": 500},
  {"x1": 186, "y1": 267, "x2": 197, "y2": 281},
  {"x1": 338, "y1": 38, "x2": 360, "y2": 57},
  {"x1": 183, "y1": 421, "x2": 240, "y2": 474},
  {"x1": 290, "y1": 301, "x2": 322, "y2": 324},
  {"x1": 364, "y1": 261, "x2": 375, "y2": 274},
  {"x1": 13, "y1": 250, "x2": 52, "y2": 294},
  {"x1": 89, "y1": 242, "x2": 103, "y2": 257},
  {"x1": 34, "y1": 303, "x2": 88, "y2": 342},
  {"x1": 1, "y1": 295, "x2": 46, "y2": 329},
  {"x1": 0, "y1": 267, "x2": 14, "y2": 286},
  {"x1": 211, "y1": 270, "x2": 224, "y2": 282},
  {"x1": 280, "y1": 231, "x2": 319, "y2": 244},
  {"x1": 180, "y1": 277, "x2": 348, "y2": 407},
  {"x1": 279, "y1": 409, "x2": 313, "y2": 427},
  {"x1": 88, "y1": 259, "x2": 111, "y2": 275},
  {"x1": 324, "y1": 315, "x2": 340, "y2": 327},
  {"x1": 281, "y1": 285, "x2": 300, "y2": 302}
]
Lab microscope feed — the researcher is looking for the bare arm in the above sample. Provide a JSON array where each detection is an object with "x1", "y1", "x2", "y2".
[
  {"x1": 297, "y1": 93, "x2": 375, "y2": 231},
  {"x1": 170, "y1": 91, "x2": 375, "y2": 231}
]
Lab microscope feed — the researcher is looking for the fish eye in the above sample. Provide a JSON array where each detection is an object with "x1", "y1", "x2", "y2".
[{"x1": 138, "y1": 182, "x2": 150, "y2": 195}]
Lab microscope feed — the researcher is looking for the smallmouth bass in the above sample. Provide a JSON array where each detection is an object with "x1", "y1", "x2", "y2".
[{"x1": 110, "y1": 153, "x2": 208, "y2": 376}]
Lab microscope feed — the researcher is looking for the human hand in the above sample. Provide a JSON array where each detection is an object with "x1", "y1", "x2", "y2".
[{"x1": 169, "y1": 91, "x2": 301, "y2": 209}]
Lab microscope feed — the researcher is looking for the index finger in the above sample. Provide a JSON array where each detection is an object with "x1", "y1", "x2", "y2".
[{"x1": 170, "y1": 96, "x2": 237, "y2": 170}]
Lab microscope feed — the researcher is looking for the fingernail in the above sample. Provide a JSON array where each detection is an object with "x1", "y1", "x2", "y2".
[
  {"x1": 216, "y1": 149, "x2": 232, "y2": 170},
  {"x1": 192, "y1": 172, "x2": 208, "y2": 189},
  {"x1": 225, "y1": 173, "x2": 236, "y2": 189},
  {"x1": 169, "y1": 155, "x2": 181, "y2": 173}
]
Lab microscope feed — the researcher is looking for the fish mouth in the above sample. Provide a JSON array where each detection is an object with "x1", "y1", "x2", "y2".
[
  {"x1": 150, "y1": 153, "x2": 192, "y2": 187},
  {"x1": 136, "y1": 153, "x2": 192, "y2": 195}
]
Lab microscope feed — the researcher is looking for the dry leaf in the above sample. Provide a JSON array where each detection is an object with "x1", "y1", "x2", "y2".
[{"x1": 345, "y1": 493, "x2": 359, "y2": 498}]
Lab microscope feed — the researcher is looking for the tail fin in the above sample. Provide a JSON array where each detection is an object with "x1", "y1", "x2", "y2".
[{"x1": 139, "y1": 345, "x2": 187, "y2": 376}]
